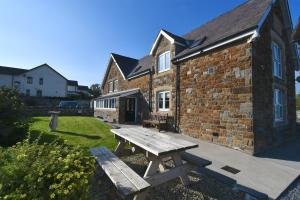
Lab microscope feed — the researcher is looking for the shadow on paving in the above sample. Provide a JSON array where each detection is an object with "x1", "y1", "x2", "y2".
[
  {"x1": 55, "y1": 130, "x2": 102, "y2": 140},
  {"x1": 256, "y1": 136, "x2": 300, "y2": 163}
]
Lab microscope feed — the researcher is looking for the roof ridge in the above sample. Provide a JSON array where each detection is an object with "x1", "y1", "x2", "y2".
[{"x1": 111, "y1": 52, "x2": 138, "y2": 61}]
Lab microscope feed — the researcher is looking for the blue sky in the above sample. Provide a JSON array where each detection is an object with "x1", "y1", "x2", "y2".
[{"x1": 0, "y1": 0, "x2": 299, "y2": 91}]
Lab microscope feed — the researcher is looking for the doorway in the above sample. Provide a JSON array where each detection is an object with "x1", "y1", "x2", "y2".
[{"x1": 125, "y1": 98, "x2": 136, "y2": 122}]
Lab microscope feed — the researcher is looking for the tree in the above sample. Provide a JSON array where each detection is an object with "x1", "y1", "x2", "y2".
[
  {"x1": 89, "y1": 84, "x2": 101, "y2": 98},
  {"x1": 0, "y1": 87, "x2": 28, "y2": 146}
]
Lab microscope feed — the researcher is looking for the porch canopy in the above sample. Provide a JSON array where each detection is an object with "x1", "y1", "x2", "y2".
[{"x1": 95, "y1": 88, "x2": 140, "y2": 100}]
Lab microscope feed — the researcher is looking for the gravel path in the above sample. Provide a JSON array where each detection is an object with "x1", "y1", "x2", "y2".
[{"x1": 89, "y1": 153, "x2": 245, "y2": 200}]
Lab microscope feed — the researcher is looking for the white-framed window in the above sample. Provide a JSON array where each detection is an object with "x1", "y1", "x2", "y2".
[
  {"x1": 274, "y1": 88, "x2": 283, "y2": 121},
  {"x1": 27, "y1": 77, "x2": 33, "y2": 84},
  {"x1": 158, "y1": 91, "x2": 170, "y2": 111},
  {"x1": 113, "y1": 80, "x2": 118, "y2": 92},
  {"x1": 36, "y1": 90, "x2": 42, "y2": 97},
  {"x1": 272, "y1": 41, "x2": 282, "y2": 78},
  {"x1": 95, "y1": 98, "x2": 116, "y2": 109},
  {"x1": 39, "y1": 78, "x2": 43, "y2": 85},
  {"x1": 108, "y1": 82, "x2": 113, "y2": 93},
  {"x1": 158, "y1": 51, "x2": 171, "y2": 73}
]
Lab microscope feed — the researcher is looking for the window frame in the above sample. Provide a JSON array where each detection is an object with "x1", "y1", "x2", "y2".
[
  {"x1": 157, "y1": 51, "x2": 171, "y2": 73},
  {"x1": 39, "y1": 78, "x2": 43, "y2": 85},
  {"x1": 157, "y1": 91, "x2": 170, "y2": 111},
  {"x1": 274, "y1": 88, "x2": 284, "y2": 122},
  {"x1": 113, "y1": 80, "x2": 118, "y2": 92},
  {"x1": 95, "y1": 98, "x2": 116, "y2": 110},
  {"x1": 27, "y1": 76, "x2": 33, "y2": 84},
  {"x1": 36, "y1": 90, "x2": 42, "y2": 97},
  {"x1": 108, "y1": 81, "x2": 113, "y2": 93},
  {"x1": 272, "y1": 41, "x2": 283, "y2": 79}
]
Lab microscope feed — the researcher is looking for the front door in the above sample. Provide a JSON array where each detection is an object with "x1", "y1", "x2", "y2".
[{"x1": 125, "y1": 98, "x2": 136, "y2": 122}]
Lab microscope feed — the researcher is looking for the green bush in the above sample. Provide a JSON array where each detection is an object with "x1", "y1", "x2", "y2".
[
  {"x1": 0, "y1": 87, "x2": 29, "y2": 146},
  {"x1": 0, "y1": 137, "x2": 96, "y2": 199}
]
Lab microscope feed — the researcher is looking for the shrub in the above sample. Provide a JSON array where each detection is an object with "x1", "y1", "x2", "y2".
[
  {"x1": 0, "y1": 137, "x2": 96, "y2": 199},
  {"x1": 0, "y1": 87, "x2": 28, "y2": 146}
]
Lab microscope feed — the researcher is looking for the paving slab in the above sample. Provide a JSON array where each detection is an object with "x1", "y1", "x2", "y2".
[{"x1": 164, "y1": 132, "x2": 300, "y2": 199}]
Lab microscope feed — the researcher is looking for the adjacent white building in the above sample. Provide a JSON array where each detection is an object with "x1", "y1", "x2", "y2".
[{"x1": 0, "y1": 63, "x2": 89, "y2": 97}]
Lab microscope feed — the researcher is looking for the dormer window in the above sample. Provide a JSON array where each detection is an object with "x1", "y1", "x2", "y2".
[{"x1": 158, "y1": 51, "x2": 171, "y2": 73}]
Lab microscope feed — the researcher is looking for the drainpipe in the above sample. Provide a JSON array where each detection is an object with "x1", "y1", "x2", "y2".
[
  {"x1": 148, "y1": 68, "x2": 153, "y2": 112},
  {"x1": 174, "y1": 64, "x2": 180, "y2": 132}
]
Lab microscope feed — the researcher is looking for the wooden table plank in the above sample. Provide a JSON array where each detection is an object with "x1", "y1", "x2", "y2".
[
  {"x1": 91, "y1": 148, "x2": 150, "y2": 196},
  {"x1": 111, "y1": 127, "x2": 198, "y2": 156}
]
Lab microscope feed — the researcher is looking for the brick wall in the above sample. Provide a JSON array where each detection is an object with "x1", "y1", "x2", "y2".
[{"x1": 178, "y1": 39, "x2": 254, "y2": 153}]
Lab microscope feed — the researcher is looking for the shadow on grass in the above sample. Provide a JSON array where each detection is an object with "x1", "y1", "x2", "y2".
[
  {"x1": 55, "y1": 130, "x2": 102, "y2": 140},
  {"x1": 29, "y1": 130, "x2": 64, "y2": 145}
]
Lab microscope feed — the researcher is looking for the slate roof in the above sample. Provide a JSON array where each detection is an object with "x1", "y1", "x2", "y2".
[
  {"x1": 111, "y1": 53, "x2": 138, "y2": 78},
  {"x1": 106, "y1": 0, "x2": 273, "y2": 79},
  {"x1": 162, "y1": 29, "x2": 187, "y2": 46},
  {"x1": 127, "y1": 55, "x2": 153, "y2": 78},
  {"x1": 0, "y1": 66, "x2": 28, "y2": 75},
  {"x1": 67, "y1": 80, "x2": 78, "y2": 86},
  {"x1": 96, "y1": 88, "x2": 140, "y2": 99},
  {"x1": 176, "y1": 0, "x2": 272, "y2": 59}
]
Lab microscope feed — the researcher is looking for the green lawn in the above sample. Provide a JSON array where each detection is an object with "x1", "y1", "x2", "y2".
[{"x1": 29, "y1": 116, "x2": 117, "y2": 150}]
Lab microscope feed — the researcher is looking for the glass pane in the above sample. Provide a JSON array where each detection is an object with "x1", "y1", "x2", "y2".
[
  {"x1": 165, "y1": 92, "x2": 170, "y2": 109},
  {"x1": 158, "y1": 93, "x2": 164, "y2": 109},
  {"x1": 159, "y1": 55, "x2": 164, "y2": 71},
  {"x1": 165, "y1": 52, "x2": 170, "y2": 69}
]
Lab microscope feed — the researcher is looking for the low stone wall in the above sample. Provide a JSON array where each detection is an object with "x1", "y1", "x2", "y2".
[
  {"x1": 94, "y1": 109, "x2": 118, "y2": 123},
  {"x1": 26, "y1": 106, "x2": 93, "y2": 116}
]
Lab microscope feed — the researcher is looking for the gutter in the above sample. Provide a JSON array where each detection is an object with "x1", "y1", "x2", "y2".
[
  {"x1": 127, "y1": 69, "x2": 151, "y2": 80},
  {"x1": 173, "y1": 29, "x2": 257, "y2": 63},
  {"x1": 173, "y1": 0, "x2": 276, "y2": 64}
]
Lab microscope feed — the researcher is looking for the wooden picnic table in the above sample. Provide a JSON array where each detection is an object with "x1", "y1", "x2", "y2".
[{"x1": 111, "y1": 127, "x2": 199, "y2": 190}]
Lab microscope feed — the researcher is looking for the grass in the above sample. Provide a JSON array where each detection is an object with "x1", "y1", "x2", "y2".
[{"x1": 29, "y1": 116, "x2": 117, "y2": 150}]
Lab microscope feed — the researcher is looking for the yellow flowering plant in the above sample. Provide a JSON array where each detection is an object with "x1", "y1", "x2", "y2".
[{"x1": 0, "y1": 136, "x2": 96, "y2": 199}]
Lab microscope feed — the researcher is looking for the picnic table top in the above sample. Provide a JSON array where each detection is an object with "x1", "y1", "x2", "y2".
[{"x1": 111, "y1": 127, "x2": 198, "y2": 156}]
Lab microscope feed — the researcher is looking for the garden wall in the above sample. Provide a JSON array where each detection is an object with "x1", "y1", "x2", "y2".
[{"x1": 26, "y1": 106, "x2": 93, "y2": 116}]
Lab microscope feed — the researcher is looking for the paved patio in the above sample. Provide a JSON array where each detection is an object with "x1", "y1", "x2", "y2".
[
  {"x1": 164, "y1": 131, "x2": 300, "y2": 199},
  {"x1": 110, "y1": 123, "x2": 300, "y2": 199}
]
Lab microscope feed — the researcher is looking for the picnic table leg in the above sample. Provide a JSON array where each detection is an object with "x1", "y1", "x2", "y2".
[
  {"x1": 172, "y1": 154, "x2": 190, "y2": 186},
  {"x1": 114, "y1": 139, "x2": 126, "y2": 156},
  {"x1": 134, "y1": 158, "x2": 161, "y2": 200}
]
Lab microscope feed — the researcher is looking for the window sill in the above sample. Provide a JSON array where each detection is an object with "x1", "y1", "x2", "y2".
[
  {"x1": 158, "y1": 68, "x2": 171, "y2": 74},
  {"x1": 273, "y1": 75, "x2": 283, "y2": 80},
  {"x1": 274, "y1": 119, "x2": 284, "y2": 122},
  {"x1": 158, "y1": 109, "x2": 170, "y2": 112}
]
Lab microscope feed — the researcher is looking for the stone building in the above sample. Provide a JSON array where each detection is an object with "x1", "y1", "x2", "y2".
[{"x1": 94, "y1": 0, "x2": 299, "y2": 154}]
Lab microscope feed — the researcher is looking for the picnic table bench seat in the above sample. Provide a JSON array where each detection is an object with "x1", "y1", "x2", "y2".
[
  {"x1": 142, "y1": 114, "x2": 168, "y2": 132},
  {"x1": 90, "y1": 147, "x2": 150, "y2": 199}
]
